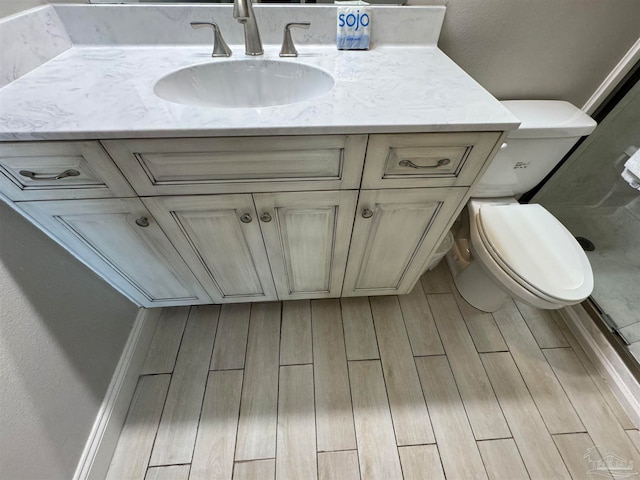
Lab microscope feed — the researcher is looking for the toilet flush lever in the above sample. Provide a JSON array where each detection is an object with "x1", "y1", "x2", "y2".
[{"x1": 399, "y1": 158, "x2": 451, "y2": 169}]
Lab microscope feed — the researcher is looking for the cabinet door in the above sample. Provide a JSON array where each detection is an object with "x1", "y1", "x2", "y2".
[
  {"x1": 343, "y1": 188, "x2": 467, "y2": 297},
  {"x1": 18, "y1": 198, "x2": 211, "y2": 307},
  {"x1": 143, "y1": 195, "x2": 277, "y2": 303},
  {"x1": 253, "y1": 191, "x2": 358, "y2": 300}
]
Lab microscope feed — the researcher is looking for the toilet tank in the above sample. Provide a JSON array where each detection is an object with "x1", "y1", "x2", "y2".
[{"x1": 474, "y1": 100, "x2": 597, "y2": 198}]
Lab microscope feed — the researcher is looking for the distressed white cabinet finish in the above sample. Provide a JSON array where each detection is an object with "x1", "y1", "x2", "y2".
[
  {"x1": 343, "y1": 188, "x2": 467, "y2": 297},
  {"x1": 102, "y1": 135, "x2": 367, "y2": 195},
  {"x1": 361, "y1": 132, "x2": 502, "y2": 189},
  {"x1": 18, "y1": 198, "x2": 211, "y2": 307},
  {"x1": 254, "y1": 191, "x2": 358, "y2": 300},
  {"x1": 143, "y1": 191, "x2": 357, "y2": 303},
  {"x1": 0, "y1": 141, "x2": 134, "y2": 200},
  {"x1": 143, "y1": 194, "x2": 278, "y2": 304},
  {"x1": 0, "y1": 131, "x2": 504, "y2": 306}
]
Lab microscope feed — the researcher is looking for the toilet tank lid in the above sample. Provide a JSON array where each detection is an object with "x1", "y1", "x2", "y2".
[{"x1": 501, "y1": 100, "x2": 597, "y2": 139}]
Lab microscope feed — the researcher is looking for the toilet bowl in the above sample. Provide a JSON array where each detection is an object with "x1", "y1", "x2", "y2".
[
  {"x1": 446, "y1": 100, "x2": 597, "y2": 312},
  {"x1": 448, "y1": 198, "x2": 593, "y2": 312}
]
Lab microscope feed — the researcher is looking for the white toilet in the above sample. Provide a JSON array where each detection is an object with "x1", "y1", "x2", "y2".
[{"x1": 446, "y1": 100, "x2": 597, "y2": 312}]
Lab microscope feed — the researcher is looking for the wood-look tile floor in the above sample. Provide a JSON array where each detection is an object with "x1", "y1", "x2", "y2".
[{"x1": 107, "y1": 262, "x2": 640, "y2": 480}]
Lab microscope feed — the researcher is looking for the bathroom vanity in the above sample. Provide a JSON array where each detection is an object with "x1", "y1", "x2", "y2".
[{"x1": 0, "y1": 4, "x2": 519, "y2": 307}]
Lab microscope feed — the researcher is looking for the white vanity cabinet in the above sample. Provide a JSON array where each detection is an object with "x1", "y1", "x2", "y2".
[
  {"x1": 342, "y1": 131, "x2": 504, "y2": 296},
  {"x1": 252, "y1": 190, "x2": 357, "y2": 300},
  {"x1": 144, "y1": 190, "x2": 357, "y2": 303},
  {"x1": 142, "y1": 194, "x2": 278, "y2": 304},
  {"x1": 0, "y1": 131, "x2": 505, "y2": 307},
  {"x1": 18, "y1": 197, "x2": 212, "y2": 307},
  {"x1": 342, "y1": 187, "x2": 466, "y2": 296},
  {"x1": 0, "y1": 141, "x2": 135, "y2": 200},
  {"x1": 101, "y1": 135, "x2": 367, "y2": 195}
]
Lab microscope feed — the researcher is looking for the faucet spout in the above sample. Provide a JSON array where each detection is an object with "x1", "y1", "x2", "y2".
[{"x1": 233, "y1": 0, "x2": 263, "y2": 56}]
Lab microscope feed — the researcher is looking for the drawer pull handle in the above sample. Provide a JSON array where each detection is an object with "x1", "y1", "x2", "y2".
[
  {"x1": 398, "y1": 158, "x2": 451, "y2": 169},
  {"x1": 240, "y1": 213, "x2": 253, "y2": 223},
  {"x1": 260, "y1": 213, "x2": 272, "y2": 223},
  {"x1": 362, "y1": 208, "x2": 374, "y2": 219},
  {"x1": 135, "y1": 217, "x2": 150, "y2": 228},
  {"x1": 19, "y1": 169, "x2": 81, "y2": 181}
]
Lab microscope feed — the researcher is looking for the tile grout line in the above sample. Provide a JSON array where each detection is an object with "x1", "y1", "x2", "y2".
[
  {"x1": 187, "y1": 305, "x2": 221, "y2": 476},
  {"x1": 338, "y1": 298, "x2": 363, "y2": 480},
  {"x1": 505, "y1": 303, "x2": 591, "y2": 437},
  {"x1": 143, "y1": 306, "x2": 193, "y2": 476},
  {"x1": 492, "y1": 303, "x2": 587, "y2": 435},
  {"x1": 543, "y1": 346, "x2": 637, "y2": 473},
  {"x1": 550, "y1": 311, "x2": 638, "y2": 430},
  {"x1": 423, "y1": 289, "x2": 513, "y2": 443},
  {"x1": 367, "y1": 297, "x2": 406, "y2": 463},
  {"x1": 311, "y1": 301, "x2": 320, "y2": 480},
  {"x1": 273, "y1": 302, "x2": 283, "y2": 480},
  {"x1": 485, "y1": 349, "x2": 575, "y2": 478},
  {"x1": 231, "y1": 303, "x2": 253, "y2": 477},
  {"x1": 393, "y1": 293, "x2": 438, "y2": 444}
]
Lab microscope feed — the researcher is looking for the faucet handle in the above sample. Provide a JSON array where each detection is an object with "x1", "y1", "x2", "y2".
[
  {"x1": 280, "y1": 22, "x2": 311, "y2": 57},
  {"x1": 191, "y1": 22, "x2": 232, "y2": 58}
]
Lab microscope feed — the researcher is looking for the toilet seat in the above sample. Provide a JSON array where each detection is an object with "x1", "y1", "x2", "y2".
[{"x1": 475, "y1": 203, "x2": 593, "y2": 304}]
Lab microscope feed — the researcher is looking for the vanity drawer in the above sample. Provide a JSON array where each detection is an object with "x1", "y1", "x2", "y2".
[
  {"x1": 361, "y1": 132, "x2": 503, "y2": 189},
  {"x1": 102, "y1": 135, "x2": 367, "y2": 196},
  {"x1": 0, "y1": 141, "x2": 135, "y2": 200}
]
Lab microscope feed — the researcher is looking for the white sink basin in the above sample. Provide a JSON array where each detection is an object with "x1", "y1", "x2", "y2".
[{"x1": 154, "y1": 59, "x2": 335, "y2": 108}]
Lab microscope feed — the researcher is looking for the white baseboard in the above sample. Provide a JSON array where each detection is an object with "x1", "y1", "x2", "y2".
[
  {"x1": 560, "y1": 303, "x2": 640, "y2": 429},
  {"x1": 73, "y1": 307, "x2": 161, "y2": 480}
]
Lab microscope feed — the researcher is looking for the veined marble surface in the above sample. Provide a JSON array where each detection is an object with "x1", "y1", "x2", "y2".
[
  {"x1": 0, "y1": 5, "x2": 71, "y2": 88},
  {"x1": 0, "y1": 45, "x2": 518, "y2": 140},
  {"x1": 53, "y1": 5, "x2": 445, "y2": 48},
  {"x1": 0, "y1": 4, "x2": 518, "y2": 140}
]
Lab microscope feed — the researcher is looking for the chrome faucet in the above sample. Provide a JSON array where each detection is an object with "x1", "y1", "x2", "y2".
[{"x1": 233, "y1": 0, "x2": 263, "y2": 56}]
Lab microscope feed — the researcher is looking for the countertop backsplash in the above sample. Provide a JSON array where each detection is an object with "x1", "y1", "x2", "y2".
[
  {"x1": 0, "y1": 5, "x2": 71, "y2": 88},
  {"x1": 53, "y1": 4, "x2": 445, "y2": 47}
]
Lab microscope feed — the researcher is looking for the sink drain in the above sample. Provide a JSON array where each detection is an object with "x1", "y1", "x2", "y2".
[{"x1": 576, "y1": 236, "x2": 595, "y2": 251}]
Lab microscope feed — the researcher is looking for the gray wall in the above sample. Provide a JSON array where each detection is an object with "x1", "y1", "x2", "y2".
[
  {"x1": 1, "y1": 5, "x2": 137, "y2": 479},
  {"x1": 0, "y1": 0, "x2": 87, "y2": 18},
  {"x1": 0, "y1": 200, "x2": 138, "y2": 480},
  {"x1": 409, "y1": 0, "x2": 640, "y2": 107},
  {"x1": 0, "y1": 0, "x2": 46, "y2": 18},
  {"x1": 536, "y1": 78, "x2": 640, "y2": 207}
]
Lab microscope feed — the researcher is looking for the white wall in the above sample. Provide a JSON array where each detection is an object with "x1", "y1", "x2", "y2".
[{"x1": 409, "y1": 0, "x2": 640, "y2": 108}]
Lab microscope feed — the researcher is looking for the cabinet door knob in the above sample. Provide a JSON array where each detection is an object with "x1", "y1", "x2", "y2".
[
  {"x1": 240, "y1": 213, "x2": 253, "y2": 223},
  {"x1": 135, "y1": 217, "x2": 150, "y2": 227},
  {"x1": 362, "y1": 208, "x2": 374, "y2": 219},
  {"x1": 260, "y1": 212, "x2": 272, "y2": 223}
]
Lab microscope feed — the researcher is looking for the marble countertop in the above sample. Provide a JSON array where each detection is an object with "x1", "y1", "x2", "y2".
[{"x1": 0, "y1": 9, "x2": 519, "y2": 141}]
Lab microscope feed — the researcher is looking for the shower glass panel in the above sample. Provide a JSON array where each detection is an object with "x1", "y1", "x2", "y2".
[{"x1": 534, "y1": 78, "x2": 640, "y2": 363}]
